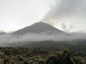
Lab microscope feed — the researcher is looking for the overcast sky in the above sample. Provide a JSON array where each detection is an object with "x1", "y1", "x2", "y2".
[
  {"x1": 0, "y1": 0, "x2": 54, "y2": 32},
  {"x1": 0, "y1": 0, "x2": 86, "y2": 33}
]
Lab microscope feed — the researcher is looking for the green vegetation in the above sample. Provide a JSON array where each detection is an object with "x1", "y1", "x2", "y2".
[{"x1": 0, "y1": 47, "x2": 85, "y2": 64}]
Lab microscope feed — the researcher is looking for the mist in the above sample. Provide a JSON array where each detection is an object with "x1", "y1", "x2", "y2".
[{"x1": 0, "y1": 32, "x2": 86, "y2": 47}]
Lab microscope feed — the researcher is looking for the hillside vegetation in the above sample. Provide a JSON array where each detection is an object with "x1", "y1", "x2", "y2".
[{"x1": 0, "y1": 47, "x2": 85, "y2": 64}]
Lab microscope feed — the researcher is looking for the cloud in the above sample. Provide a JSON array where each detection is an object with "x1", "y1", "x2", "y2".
[
  {"x1": 0, "y1": 32, "x2": 86, "y2": 47},
  {"x1": 43, "y1": 0, "x2": 86, "y2": 32},
  {"x1": 44, "y1": 0, "x2": 86, "y2": 20}
]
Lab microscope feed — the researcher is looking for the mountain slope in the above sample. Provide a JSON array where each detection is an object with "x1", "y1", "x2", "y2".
[{"x1": 12, "y1": 22, "x2": 64, "y2": 35}]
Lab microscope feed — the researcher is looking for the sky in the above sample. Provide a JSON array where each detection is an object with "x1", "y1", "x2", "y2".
[
  {"x1": 0, "y1": 0, "x2": 86, "y2": 33},
  {"x1": 0, "y1": 0, "x2": 54, "y2": 32}
]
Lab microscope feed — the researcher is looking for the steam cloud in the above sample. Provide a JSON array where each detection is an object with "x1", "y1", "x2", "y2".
[{"x1": 43, "y1": 0, "x2": 86, "y2": 27}]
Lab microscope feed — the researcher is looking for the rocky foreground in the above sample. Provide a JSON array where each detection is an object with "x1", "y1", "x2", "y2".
[{"x1": 0, "y1": 47, "x2": 85, "y2": 64}]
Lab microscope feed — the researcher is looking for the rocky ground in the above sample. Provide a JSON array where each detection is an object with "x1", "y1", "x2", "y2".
[{"x1": 0, "y1": 47, "x2": 85, "y2": 64}]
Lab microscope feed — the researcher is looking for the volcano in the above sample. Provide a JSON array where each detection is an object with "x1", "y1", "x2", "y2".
[{"x1": 12, "y1": 22, "x2": 64, "y2": 35}]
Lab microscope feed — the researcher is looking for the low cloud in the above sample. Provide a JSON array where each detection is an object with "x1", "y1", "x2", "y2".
[{"x1": 0, "y1": 32, "x2": 86, "y2": 46}]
